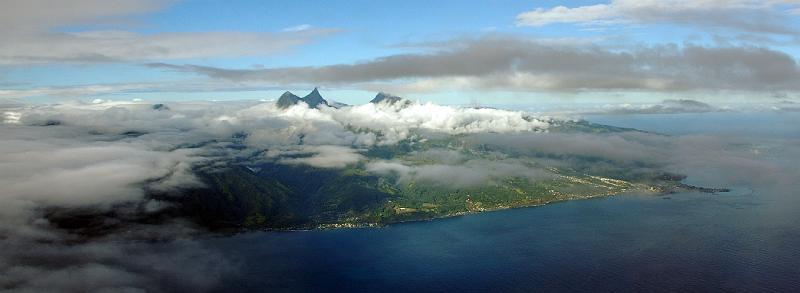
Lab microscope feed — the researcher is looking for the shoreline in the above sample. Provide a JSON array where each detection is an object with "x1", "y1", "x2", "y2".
[
  {"x1": 211, "y1": 181, "x2": 730, "y2": 236},
  {"x1": 233, "y1": 187, "x2": 656, "y2": 234}
]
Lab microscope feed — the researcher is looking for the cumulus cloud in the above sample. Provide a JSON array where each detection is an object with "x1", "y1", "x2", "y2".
[
  {"x1": 516, "y1": 0, "x2": 800, "y2": 36},
  {"x1": 327, "y1": 101, "x2": 548, "y2": 144},
  {"x1": 231, "y1": 98, "x2": 549, "y2": 146},
  {"x1": 148, "y1": 36, "x2": 800, "y2": 92}
]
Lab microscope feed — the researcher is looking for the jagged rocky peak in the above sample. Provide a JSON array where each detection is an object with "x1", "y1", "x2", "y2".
[
  {"x1": 276, "y1": 91, "x2": 302, "y2": 108},
  {"x1": 370, "y1": 92, "x2": 410, "y2": 106},
  {"x1": 302, "y1": 87, "x2": 328, "y2": 108}
]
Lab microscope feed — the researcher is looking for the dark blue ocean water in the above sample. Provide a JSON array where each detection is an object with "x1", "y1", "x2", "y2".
[{"x1": 204, "y1": 112, "x2": 800, "y2": 292}]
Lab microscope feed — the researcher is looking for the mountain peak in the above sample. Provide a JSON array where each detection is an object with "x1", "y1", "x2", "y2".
[
  {"x1": 276, "y1": 91, "x2": 302, "y2": 108},
  {"x1": 302, "y1": 87, "x2": 328, "y2": 108},
  {"x1": 280, "y1": 91, "x2": 298, "y2": 99},
  {"x1": 370, "y1": 92, "x2": 409, "y2": 106}
]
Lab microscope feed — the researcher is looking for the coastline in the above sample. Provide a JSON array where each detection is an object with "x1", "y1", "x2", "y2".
[{"x1": 211, "y1": 181, "x2": 730, "y2": 236}]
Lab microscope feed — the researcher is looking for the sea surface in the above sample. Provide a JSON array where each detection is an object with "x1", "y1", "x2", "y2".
[{"x1": 203, "y1": 112, "x2": 800, "y2": 292}]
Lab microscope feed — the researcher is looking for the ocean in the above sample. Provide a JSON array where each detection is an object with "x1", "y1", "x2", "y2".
[{"x1": 202, "y1": 112, "x2": 800, "y2": 292}]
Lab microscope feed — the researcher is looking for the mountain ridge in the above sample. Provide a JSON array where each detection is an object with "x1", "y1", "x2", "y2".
[{"x1": 276, "y1": 88, "x2": 329, "y2": 109}]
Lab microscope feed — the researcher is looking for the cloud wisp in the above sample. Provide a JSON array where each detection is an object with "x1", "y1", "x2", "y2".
[
  {"x1": 516, "y1": 0, "x2": 800, "y2": 36},
  {"x1": 0, "y1": 29, "x2": 339, "y2": 64},
  {"x1": 0, "y1": 0, "x2": 338, "y2": 64}
]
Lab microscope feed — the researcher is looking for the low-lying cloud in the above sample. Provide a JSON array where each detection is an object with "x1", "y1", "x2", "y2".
[
  {"x1": 0, "y1": 97, "x2": 553, "y2": 291},
  {"x1": 367, "y1": 156, "x2": 555, "y2": 188},
  {"x1": 2, "y1": 97, "x2": 799, "y2": 291},
  {"x1": 590, "y1": 99, "x2": 723, "y2": 115},
  {"x1": 276, "y1": 145, "x2": 366, "y2": 168}
]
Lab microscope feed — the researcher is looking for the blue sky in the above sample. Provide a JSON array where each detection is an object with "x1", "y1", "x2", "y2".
[{"x1": 1, "y1": 0, "x2": 799, "y2": 105}]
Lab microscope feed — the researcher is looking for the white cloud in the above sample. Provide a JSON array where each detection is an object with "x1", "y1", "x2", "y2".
[
  {"x1": 0, "y1": 0, "x2": 338, "y2": 64},
  {"x1": 366, "y1": 157, "x2": 555, "y2": 188},
  {"x1": 517, "y1": 0, "x2": 800, "y2": 35},
  {"x1": 517, "y1": 4, "x2": 620, "y2": 27},
  {"x1": 279, "y1": 145, "x2": 365, "y2": 168},
  {"x1": 328, "y1": 101, "x2": 549, "y2": 144},
  {"x1": 0, "y1": 137, "x2": 204, "y2": 209},
  {"x1": 232, "y1": 98, "x2": 549, "y2": 147},
  {"x1": 282, "y1": 24, "x2": 314, "y2": 32}
]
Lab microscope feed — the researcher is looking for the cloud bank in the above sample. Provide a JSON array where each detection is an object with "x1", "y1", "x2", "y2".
[{"x1": 149, "y1": 36, "x2": 800, "y2": 92}]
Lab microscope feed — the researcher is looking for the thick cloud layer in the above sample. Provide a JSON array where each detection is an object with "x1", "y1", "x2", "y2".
[
  {"x1": 0, "y1": 98, "x2": 551, "y2": 292},
  {"x1": 149, "y1": 37, "x2": 800, "y2": 92}
]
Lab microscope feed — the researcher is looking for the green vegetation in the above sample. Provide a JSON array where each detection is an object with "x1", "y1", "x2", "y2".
[{"x1": 160, "y1": 120, "x2": 721, "y2": 231}]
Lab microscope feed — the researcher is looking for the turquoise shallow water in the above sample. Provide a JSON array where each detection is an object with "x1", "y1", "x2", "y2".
[{"x1": 203, "y1": 112, "x2": 800, "y2": 292}]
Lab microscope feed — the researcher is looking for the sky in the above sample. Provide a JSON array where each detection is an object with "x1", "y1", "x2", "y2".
[{"x1": 1, "y1": 0, "x2": 800, "y2": 105}]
